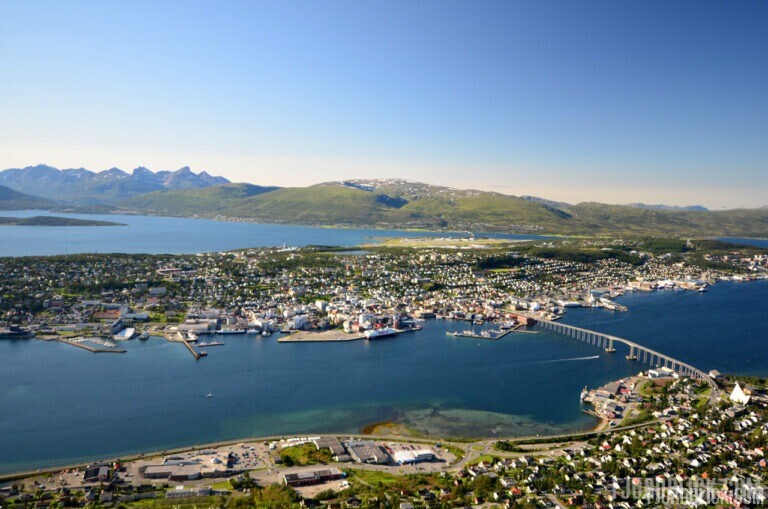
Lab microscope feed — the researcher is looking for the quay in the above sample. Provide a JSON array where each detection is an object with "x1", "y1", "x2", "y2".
[
  {"x1": 55, "y1": 337, "x2": 126, "y2": 354},
  {"x1": 164, "y1": 330, "x2": 205, "y2": 359},
  {"x1": 446, "y1": 323, "x2": 537, "y2": 340},
  {"x1": 182, "y1": 340, "x2": 204, "y2": 359},
  {"x1": 278, "y1": 330, "x2": 364, "y2": 342},
  {"x1": 447, "y1": 328, "x2": 512, "y2": 340}
]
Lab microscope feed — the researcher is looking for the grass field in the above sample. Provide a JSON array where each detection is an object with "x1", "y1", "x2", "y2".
[{"x1": 280, "y1": 443, "x2": 332, "y2": 466}]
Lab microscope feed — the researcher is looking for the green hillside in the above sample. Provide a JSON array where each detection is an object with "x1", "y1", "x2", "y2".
[
  {"x1": 569, "y1": 203, "x2": 768, "y2": 236},
  {"x1": 119, "y1": 179, "x2": 768, "y2": 237},
  {"x1": 120, "y1": 183, "x2": 278, "y2": 216},
  {"x1": 0, "y1": 185, "x2": 57, "y2": 210}
]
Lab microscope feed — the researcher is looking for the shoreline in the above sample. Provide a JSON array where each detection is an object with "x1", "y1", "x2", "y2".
[{"x1": 0, "y1": 414, "x2": 649, "y2": 481}]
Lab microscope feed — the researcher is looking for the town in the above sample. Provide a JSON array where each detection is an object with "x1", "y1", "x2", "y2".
[{"x1": 1, "y1": 238, "x2": 766, "y2": 346}]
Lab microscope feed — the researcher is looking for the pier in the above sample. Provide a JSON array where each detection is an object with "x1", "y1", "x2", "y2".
[
  {"x1": 164, "y1": 330, "x2": 205, "y2": 359},
  {"x1": 447, "y1": 328, "x2": 512, "y2": 340},
  {"x1": 530, "y1": 316, "x2": 718, "y2": 392},
  {"x1": 182, "y1": 340, "x2": 204, "y2": 359},
  {"x1": 55, "y1": 337, "x2": 126, "y2": 354}
]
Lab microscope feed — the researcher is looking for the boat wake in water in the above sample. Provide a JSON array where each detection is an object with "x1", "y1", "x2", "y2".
[{"x1": 537, "y1": 355, "x2": 600, "y2": 364}]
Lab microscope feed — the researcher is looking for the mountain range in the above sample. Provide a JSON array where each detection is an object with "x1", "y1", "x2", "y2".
[
  {"x1": 1, "y1": 166, "x2": 767, "y2": 237},
  {"x1": 0, "y1": 164, "x2": 229, "y2": 203}
]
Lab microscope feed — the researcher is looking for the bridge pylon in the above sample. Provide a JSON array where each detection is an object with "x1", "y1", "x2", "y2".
[{"x1": 604, "y1": 337, "x2": 616, "y2": 353}]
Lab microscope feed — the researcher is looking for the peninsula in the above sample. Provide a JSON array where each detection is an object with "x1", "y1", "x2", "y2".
[{"x1": 0, "y1": 215, "x2": 126, "y2": 226}]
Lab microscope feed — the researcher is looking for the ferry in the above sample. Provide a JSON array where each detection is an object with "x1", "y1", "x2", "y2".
[
  {"x1": 364, "y1": 327, "x2": 398, "y2": 340},
  {"x1": 219, "y1": 328, "x2": 246, "y2": 335}
]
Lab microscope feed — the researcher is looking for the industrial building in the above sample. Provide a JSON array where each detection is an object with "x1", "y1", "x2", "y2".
[
  {"x1": 344, "y1": 440, "x2": 390, "y2": 464},
  {"x1": 283, "y1": 468, "x2": 343, "y2": 487},
  {"x1": 384, "y1": 443, "x2": 436, "y2": 465}
]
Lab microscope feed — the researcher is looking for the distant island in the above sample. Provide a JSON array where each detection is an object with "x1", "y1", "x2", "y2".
[{"x1": 0, "y1": 215, "x2": 125, "y2": 227}]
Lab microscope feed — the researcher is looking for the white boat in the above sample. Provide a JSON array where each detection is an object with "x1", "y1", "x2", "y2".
[
  {"x1": 139, "y1": 331, "x2": 149, "y2": 340},
  {"x1": 206, "y1": 393, "x2": 213, "y2": 399}
]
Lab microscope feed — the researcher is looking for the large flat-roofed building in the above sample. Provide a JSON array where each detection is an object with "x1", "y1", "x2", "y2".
[
  {"x1": 344, "y1": 440, "x2": 390, "y2": 464},
  {"x1": 283, "y1": 468, "x2": 343, "y2": 487},
  {"x1": 385, "y1": 443, "x2": 436, "y2": 465},
  {"x1": 143, "y1": 465, "x2": 203, "y2": 481},
  {"x1": 313, "y1": 437, "x2": 347, "y2": 457}
]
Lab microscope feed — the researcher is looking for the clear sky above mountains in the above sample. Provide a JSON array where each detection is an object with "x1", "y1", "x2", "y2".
[{"x1": 1, "y1": 0, "x2": 766, "y2": 208}]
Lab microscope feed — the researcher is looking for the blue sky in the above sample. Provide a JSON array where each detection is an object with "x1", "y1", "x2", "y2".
[{"x1": 1, "y1": 0, "x2": 766, "y2": 208}]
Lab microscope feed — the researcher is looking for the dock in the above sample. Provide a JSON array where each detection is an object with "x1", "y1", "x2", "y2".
[
  {"x1": 55, "y1": 337, "x2": 126, "y2": 354},
  {"x1": 278, "y1": 330, "x2": 364, "y2": 343},
  {"x1": 182, "y1": 340, "x2": 205, "y2": 360},
  {"x1": 163, "y1": 330, "x2": 206, "y2": 359},
  {"x1": 446, "y1": 323, "x2": 536, "y2": 340},
  {"x1": 447, "y1": 328, "x2": 512, "y2": 340}
]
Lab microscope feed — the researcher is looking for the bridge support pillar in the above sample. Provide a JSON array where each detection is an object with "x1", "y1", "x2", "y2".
[
  {"x1": 605, "y1": 337, "x2": 616, "y2": 353},
  {"x1": 626, "y1": 345, "x2": 637, "y2": 360}
]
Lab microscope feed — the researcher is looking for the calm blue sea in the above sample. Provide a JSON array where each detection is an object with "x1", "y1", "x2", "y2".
[
  {"x1": 1, "y1": 280, "x2": 767, "y2": 473},
  {"x1": 718, "y1": 237, "x2": 768, "y2": 248},
  {"x1": 0, "y1": 211, "x2": 549, "y2": 256}
]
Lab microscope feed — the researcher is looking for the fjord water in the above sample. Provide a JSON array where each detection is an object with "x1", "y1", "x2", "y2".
[
  {"x1": 2, "y1": 280, "x2": 767, "y2": 473},
  {"x1": 561, "y1": 279, "x2": 768, "y2": 376},
  {"x1": 0, "y1": 211, "x2": 548, "y2": 256}
]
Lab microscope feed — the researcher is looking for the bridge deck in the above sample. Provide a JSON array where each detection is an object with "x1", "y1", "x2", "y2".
[{"x1": 528, "y1": 316, "x2": 718, "y2": 391}]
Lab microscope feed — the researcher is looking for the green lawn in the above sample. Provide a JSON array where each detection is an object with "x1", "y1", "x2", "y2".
[
  {"x1": 347, "y1": 469, "x2": 402, "y2": 486},
  {"x1": 280, "y1": 443, "x2": 332, "y2": 466}
]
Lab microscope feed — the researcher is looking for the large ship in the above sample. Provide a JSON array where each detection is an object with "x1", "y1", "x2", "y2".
[{"x1": 364, "y1": 327, "x2": 398, "y2": 340}]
